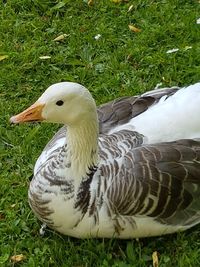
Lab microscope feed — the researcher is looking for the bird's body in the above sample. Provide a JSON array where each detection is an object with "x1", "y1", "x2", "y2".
[{"x1": 11, "y1": 82, "x2": 200, "y2": 238}]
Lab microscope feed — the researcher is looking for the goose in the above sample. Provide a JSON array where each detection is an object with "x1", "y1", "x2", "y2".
[{"x1": 10, "y1": 81, "x2": 200, "y2": 239}]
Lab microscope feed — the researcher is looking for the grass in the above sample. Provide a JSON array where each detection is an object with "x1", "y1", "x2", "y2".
[{"x1": 0, "y1": 0, "x2": 200, "y2": 266}]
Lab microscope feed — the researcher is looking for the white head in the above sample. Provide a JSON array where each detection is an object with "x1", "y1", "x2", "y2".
[{"x1": 10, "y1": 82, "x2": 97, "y2": 126}]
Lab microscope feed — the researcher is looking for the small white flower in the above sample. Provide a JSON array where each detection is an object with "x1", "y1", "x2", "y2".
[
  {"x1": 196, "y1": 18, "x2": 200, "y2": 24},
  {"x1": 94, "y1": 34, "x2": 101, "y2": 40},
  {"x1": 166, "y1": 48, "x2": 179, "y2": 54}
]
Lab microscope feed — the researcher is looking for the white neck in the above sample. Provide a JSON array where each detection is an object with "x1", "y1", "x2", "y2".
[{"x1": 64, "y1": 114, "x2": 99, "y2": 184}]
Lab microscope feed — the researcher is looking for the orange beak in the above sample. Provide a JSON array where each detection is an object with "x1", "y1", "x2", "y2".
[{"x1": 10, "y1": 102, "x2": 45, "y2": 124}]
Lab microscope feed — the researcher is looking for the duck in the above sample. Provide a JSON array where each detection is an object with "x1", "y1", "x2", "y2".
[{"x1": 10, "y1": 81, "x2": 200, "y2": 239}]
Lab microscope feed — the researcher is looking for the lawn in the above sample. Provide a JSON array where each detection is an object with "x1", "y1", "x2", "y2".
[{"x1": 0, "y1": 0, "x2": 200, "y2": 266}]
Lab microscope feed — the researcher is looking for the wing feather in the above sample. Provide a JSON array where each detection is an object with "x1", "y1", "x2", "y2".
[{"x1": 102, "y1": 137, "x2": 200, "y2": 226}]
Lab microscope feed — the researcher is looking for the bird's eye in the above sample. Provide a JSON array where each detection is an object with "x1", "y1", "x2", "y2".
[{"x1": 56, "y1": 100, "x2": 64, "y2": 106}]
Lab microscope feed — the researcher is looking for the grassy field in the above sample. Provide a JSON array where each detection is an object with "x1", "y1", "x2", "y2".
[{"x1": 1, "y1": 0, "x2": 200, "y2": 266}]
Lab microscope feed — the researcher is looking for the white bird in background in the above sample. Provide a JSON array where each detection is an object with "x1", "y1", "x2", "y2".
[{"x1": 10, "y1": 81, "x2": 200, "y2": 239}]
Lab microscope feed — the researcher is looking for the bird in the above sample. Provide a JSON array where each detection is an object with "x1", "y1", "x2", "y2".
[{"x1": 10, "y1": 81, "x2": 200, "y2": 239}]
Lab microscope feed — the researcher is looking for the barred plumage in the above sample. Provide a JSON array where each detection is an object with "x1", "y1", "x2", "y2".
[{"x1": 10, "y1": 81, "x2": 200, "y2": 238}]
